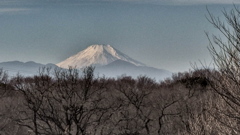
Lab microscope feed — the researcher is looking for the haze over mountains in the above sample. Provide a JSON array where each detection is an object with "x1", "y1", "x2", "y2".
[
  {"x1": 0, "y1": 61, "x2": 57, "y2": 76},
  {"x1": 0, "y1": 45, "x2": 171, "y2": 80}
]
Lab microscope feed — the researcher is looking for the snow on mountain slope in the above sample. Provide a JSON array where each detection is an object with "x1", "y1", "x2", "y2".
[{"x1": 57, "y1": 44, "x2": 146, "y2": 69}]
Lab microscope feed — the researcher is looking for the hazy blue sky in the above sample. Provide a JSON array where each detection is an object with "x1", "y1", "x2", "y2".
[{"x1": 0, "y1": 0, "x2": 238, "y2": 72}]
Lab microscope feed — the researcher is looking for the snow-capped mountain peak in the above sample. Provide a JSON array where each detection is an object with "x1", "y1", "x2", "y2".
[{"x1": 57, "y1": 44, "x2": 145, "y2": 69}]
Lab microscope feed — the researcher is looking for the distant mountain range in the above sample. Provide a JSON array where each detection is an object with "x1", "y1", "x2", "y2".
[
  {"x1": 95, "y1": 59, "x2": 171, "y2": 80},
  {"x1": 0, "y1": 61, "x2": 57, "y2": 77},
  {"x1": 0, "y1": 45, "x2": 172, "y2": 80}
]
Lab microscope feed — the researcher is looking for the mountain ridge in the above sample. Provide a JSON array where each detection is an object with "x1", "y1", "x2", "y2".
[
  {"x1": 0, "y1": 61, "x2": 58, "y2": 76},
  {"x1": 95, "y1": 59, "x2": 171, "y2": 80}
]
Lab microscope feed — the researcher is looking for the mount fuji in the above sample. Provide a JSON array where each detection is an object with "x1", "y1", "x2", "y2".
[
  {"x1": 57, "y1": 44, "x2": 145, "y2": 69},
  {"x1": 57, "y1": 44, "x2": 172, "y2": 80}
]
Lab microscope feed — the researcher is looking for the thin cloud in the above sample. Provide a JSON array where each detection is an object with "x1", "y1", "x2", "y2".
[
  {"x1": 166, "y1": 0, "x2": 240, "y2": 5},
  {"x1": 116, "y1": 0, "x2": 240, "y2": 5},
  {"x1": 0, "y1": 0, "x2": 239, "y2": 6},
  {"x1": 84, "y1": 0, "x2": 240, "y2": 5},
  {"x1": 0, "y1": 8, "x2": 27, "y2": 12},
  {"x1": 0, "y1": 8, "x2": 31, "y2": 14}
]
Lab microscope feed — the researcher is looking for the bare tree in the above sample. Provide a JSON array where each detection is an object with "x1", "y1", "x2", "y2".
[
  {"x1": 12, "y1": 68, "x2": 53, "y2": 135},
  {"x1": 206, "y1": 5, "x2": 240, "y2": 134},
  {"x1": 0, "y1": 69, "x2": 22, "y2": 135},
  {"x1": 112, "y1": 76, "x2": 158, "y2": 135},
  {"x1": 0, "y1": 69, "x2": 10, "y2": 97},
  {"x1": 12, "y1": 66, "x2": 113, "y2": 135}
]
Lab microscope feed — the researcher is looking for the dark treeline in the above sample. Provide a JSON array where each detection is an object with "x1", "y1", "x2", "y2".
[{"x1": 0, "y1": 66, "x2": 236, "y2": 135}]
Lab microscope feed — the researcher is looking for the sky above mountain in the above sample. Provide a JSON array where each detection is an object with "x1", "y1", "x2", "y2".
[{"x1": 0, "y1": 0, "x2": 238, "y2": 72}]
